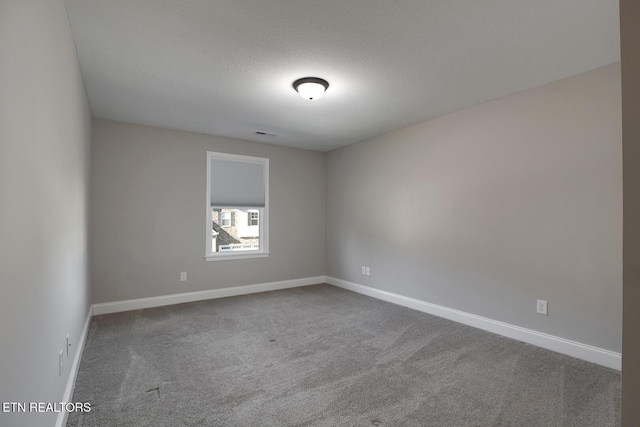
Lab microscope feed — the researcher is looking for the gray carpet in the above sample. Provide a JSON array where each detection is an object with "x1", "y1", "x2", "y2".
[{"x1": 67, "y1": 284, "x2": 620, "y2": 426}]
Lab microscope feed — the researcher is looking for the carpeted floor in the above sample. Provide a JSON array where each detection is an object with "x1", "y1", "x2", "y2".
[{"x1": 67, "y1": 284, "x2": 620, "y2": 426}]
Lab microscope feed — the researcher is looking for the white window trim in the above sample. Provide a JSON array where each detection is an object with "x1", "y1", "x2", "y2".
[{"x1": 205, "y1": 152, "x2": 269, "y2": 261}]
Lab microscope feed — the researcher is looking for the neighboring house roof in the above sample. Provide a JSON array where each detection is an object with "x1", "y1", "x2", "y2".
[{"x1": 211, "y1": 221, "x2": 241, "y2": 244}]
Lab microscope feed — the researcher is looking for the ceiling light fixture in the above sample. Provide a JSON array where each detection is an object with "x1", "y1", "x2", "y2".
[{"x1": 292, "y1": 77, "x2": 329, "y2": 101}]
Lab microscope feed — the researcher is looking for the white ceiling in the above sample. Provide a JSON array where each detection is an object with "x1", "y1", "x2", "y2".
[{"x1": 64, "y1": 0, "x2": 620, "y2": 152}]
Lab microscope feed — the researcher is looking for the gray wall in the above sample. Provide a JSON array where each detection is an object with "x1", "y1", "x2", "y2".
[
  {"x1": 0, "y1": 0, "x2": 92, "y2": 426},
  {"x1": 90, "y1": 119, "x2": 325, "y2": 303},
  {"x1": 326, "y1": 64, "x2": 622, "y2": 352},
  {"x1": 621, "y1": 0, "x2": 640, "y2": 424}
]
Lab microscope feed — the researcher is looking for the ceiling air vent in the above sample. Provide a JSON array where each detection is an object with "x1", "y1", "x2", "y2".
[{"x1": 255, "y1": 131, "x2": 277, "y2": 137}]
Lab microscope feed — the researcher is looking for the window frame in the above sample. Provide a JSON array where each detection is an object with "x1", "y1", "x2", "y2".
[{"x1": 205, "y1": 152, "x2": 269, "y2": 261}]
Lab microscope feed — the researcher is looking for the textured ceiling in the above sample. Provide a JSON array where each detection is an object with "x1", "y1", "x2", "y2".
[{"x1": 64, "y1": 0, "x2": 620, "y2": 152}]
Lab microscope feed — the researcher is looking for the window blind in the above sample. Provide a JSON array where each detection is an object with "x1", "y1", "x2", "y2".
[{"x1": 209, "y1": 159, "x2": 265, "y2": 207}]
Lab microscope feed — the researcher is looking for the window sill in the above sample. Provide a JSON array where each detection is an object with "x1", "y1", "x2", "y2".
[{"x1": 205, "y1": 252, "x2": 270, "y2": 261}]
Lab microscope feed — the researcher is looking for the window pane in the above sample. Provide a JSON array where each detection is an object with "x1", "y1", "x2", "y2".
[
  {"x1": 220, "y1": 211, "x2": 231, "y2": 227},
  {"x1": 248, "y1": 211, "x2": 259, "y2": 226},
  {"x1": 211, "y1": 208, "x2": 260, "y2": 253}
]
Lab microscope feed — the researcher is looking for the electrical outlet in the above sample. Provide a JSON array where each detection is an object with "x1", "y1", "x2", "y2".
[
  {"x1": 180, "y1": 272, "x2": 187, "y2": 282},
  {"x1": 66, "y1": 334, "x2": 70, "y2": 357},
  {"x1": 362, "y1": 266, "x2": 366, "y2": 275},
  {"x1": 365, "y1": 267, "x2": 370, "y2": 276},
  {"x1": 536, "y1": 299, "x2": 548, "y2": 315},
  {"x1": 59, "y1": 350, "x2": 64, "y2": 376}
]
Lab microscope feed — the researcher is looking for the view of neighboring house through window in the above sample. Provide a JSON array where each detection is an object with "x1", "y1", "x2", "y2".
[
  {"x1": 248, "y1": 211, "x2": 259, "y2": 226},
  {"x1": 206, "y1": 152, "x2": 269, "y2": 260},
  {"x1": 211, "y1": 208, "x2": 260, "y2": 252},
  {"x1": 220, "y1": 211, "x2": 231, "y2": 227}
]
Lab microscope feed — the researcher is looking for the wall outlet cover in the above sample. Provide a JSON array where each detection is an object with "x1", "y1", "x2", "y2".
[{"x1": 537, "y1": 299, "x2": 548, "y2": 315}]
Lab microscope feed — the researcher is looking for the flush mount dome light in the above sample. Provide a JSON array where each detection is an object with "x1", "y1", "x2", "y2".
[{"x1": 293, "y1": 77, "x2": 329, "y2": 100}]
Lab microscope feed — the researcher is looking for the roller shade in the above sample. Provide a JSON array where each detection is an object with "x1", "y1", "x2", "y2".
[{"x1": 210, "y1": 158, "x2": 266, "y2": 207}]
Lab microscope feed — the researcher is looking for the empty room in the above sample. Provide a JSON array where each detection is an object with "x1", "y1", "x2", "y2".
[{"x1": 2, "y1": 0, "x2": 640, "y2": 426}]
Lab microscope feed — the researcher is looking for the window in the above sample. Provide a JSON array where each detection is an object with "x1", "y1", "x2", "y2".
[
  {"x1": 206, "y1": 152, "x2": 269, "y2": 260},
  {"x1": 248, "y1": 211, "x2": 259, "y2": 226},
  {"x1": 220, "y1": 211, "x2": 231, "y2": 227}
]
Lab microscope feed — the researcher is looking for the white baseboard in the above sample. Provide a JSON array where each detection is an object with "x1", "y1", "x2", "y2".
[
  {"x1": 55, "y1": 305, "x2": 93, "y2": 427},
  {"x1": 56, "y1": 274, "x2": 619, "y2": 425},
  {"x1": 92, "y1": 276, "x2": 326, "y2": 315},
  {"x1": 326, "y1": 276, "x2": 621, "y2": 371}
]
